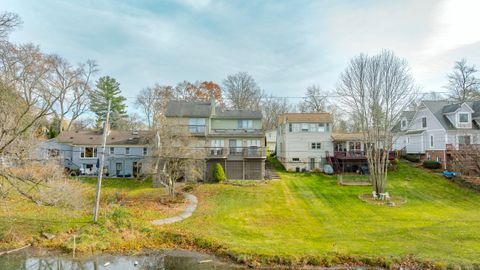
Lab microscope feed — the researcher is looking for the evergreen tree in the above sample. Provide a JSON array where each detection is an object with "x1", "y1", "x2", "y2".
[{"x1": 89, "y1": 76, "x2": 127, "y2": 129}]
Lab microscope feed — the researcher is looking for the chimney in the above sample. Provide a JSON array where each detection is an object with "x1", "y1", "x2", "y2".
[{"x1": 210, "y1": 95, "x2": 216, "y2": 116}]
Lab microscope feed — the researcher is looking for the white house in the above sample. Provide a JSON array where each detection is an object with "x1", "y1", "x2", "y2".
[
  {"x1": 276, "y1": 113, "x2": 333, "y2": 171},
  {"x1": 393, "y1": 100, "x2": 480, "y2": 168},
  {"x1": 265, "y1": 130, "x2": 277, "y2": 155}
]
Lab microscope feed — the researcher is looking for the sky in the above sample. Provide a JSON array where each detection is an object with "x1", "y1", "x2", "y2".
[{"x1": 2, "y1": 0, "x2": 480, "y2": 111}]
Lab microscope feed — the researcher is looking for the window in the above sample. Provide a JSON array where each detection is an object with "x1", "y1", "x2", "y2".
[
  {"x1": 247, "y1": 139, "x2": 261, "y2": 147},
  {"x1": 318, "y1": 123, "x2": 325, "y2": 132},
  {"x1": 311, "y1": 142, "x2": 321, "y2": 149},
  {"x1": 293, "y1": 123, "x2": 300, "y2": 132},
  {"x1": 401, "y1": 119, "x2": 407, "y2": 128},
  {"x1": 80, "y1": 147, "x2": 97, "y2": 158},
  {"x1": 309, "y1": 123, "x2": 317, "y2": 132},
  {"x1": 211, "y1": 139, "x2": 225, "y2": 147},
  {"x1": 301, "y1": 123, "x2": 309, "y2": 132},
  {"x1": 143, "y1": 147, "x2": 147, "y2": 156},
  {"x1": 458, "y1": 135, "x2": 471, "y2": 145},
  {"x1": 292, "y1": 158, "x2": 300, "y2": 162},
  {"x1": 459, "y1": 113, "x2": 469, "y2": 123},
  {"x1": 238, "y1": 120, "x2": 253, "y2": 129},
  {"x1": 325, "y1": 123, "x2": 330, "y2": 132},
  {"x1": 430, "y1": 135, "x2": 434, "y2": 148},
  {"x1": 126, "y1": 147, "x2": 130, "y2": 155},
  {"x1": 436, "y1": 157, "x2": 443, "y2": 162},
  {"x1": 189, "y1": 118, "x2": 206, "y2": 133},
  {"x1": 288, "y1": 123, "x2": 292, "y2": 132},
  {"x1": 110, "y1": 147, "x2": 114, "y2": 154},
  {"x1": 422, "y1": 117, "x2": 427, "y2": 128},
  {"x1": 48, "y1": 149, "x2": 59, "y2": 157}
]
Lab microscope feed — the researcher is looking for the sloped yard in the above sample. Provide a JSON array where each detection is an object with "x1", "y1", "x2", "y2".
[{"x1": 171, "y1": 162, "x2": 480, "y2": 265}]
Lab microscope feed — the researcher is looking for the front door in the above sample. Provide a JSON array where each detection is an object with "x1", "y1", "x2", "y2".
[{"x1": 116, "y1": 163, "x2": 122, "y2": 176}]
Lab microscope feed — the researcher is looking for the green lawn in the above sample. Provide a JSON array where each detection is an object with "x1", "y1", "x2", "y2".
[{"x1": 171, "y1": 161, "x2": 480, "y2": 265}]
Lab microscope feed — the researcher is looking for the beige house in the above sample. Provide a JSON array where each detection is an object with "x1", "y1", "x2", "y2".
[
  {"x1": 165, "y1": 99, "x2": 266, "y2": 181},
  {"x1": 276, "y1": 113, "x2": 333, "y2": 171}
]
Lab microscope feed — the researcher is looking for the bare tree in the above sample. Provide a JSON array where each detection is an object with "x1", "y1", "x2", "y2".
[
  {"x1": 0, "y1": 11, "x2": 22, "y2": 39},
  {"x1": 445, "y1": 59, "x2": 480, "y2": 102},
  {"x1": 48, "y1": 56, "x2": 98, "y2": 133},
  {"x1": 0, "y1": 42, "x2": 57, "y2": 156},
  {"x1": 136, "y1": 84, "x2": 173, "y2": 129},
  {"x1": 337, "y1": 50, "x2": 417, "y2": 194},
  {"x1": 261, "y1": 95, "x2": 292, "y2": 130},
  {"x1": 152, "y1": 119, "x2": 205, "y2": 197},
  {"x1": 223, "y1": 72, "x2": 264, "y2": 110},
  {"x1": 298, "y1": 85, "x2": 329, "y2": 112}
]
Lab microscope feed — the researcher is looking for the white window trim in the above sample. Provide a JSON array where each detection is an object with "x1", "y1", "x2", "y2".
[{"x1": 80, "y1": 147, "x2": 98, "y2": 159}]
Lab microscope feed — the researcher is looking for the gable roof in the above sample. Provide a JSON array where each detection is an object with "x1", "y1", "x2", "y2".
[
  {"x1": 165, "y1": 100, "x2": 262, "y2": 119},
  {"x1": 422, "y1": 100, "x2": 480, "y2": 130},
  {"x1": 165, "y1": 100, "x2": 212, "y2": 118},
  {"x1": 391, "y1": 111, "x2": 416, "y2": 132},
  {"x1": 278, "y1": 113, "x2": 332, "y2": 124},
  {"x1": 56, "y1": 130, "x2": 154, "y2": 146}
]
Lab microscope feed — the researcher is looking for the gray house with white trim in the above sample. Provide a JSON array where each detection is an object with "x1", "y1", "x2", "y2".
[
  {"x1": 393, "y1": 100, "x2": 480, "y2": 168},
  {"x1": 33, "y1": 130, "x2": 154, "y2": 177}
]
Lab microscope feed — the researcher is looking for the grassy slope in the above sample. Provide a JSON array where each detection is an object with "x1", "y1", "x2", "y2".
[
  {"x1": 171, "y1": 162, "x2": 480, "y2": 264},
  {"x1": 0, "y1": 177, "x2": 177, "y2": 250}
]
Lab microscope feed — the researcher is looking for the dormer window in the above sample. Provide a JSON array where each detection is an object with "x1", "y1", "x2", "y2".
[
  {"x1": 459, "y1": 113, "x2": 469, "y2": 123},
  {"x1": 457, "y1": 113, "x2": 471, "y2": 128},
  {"x1": 422, "y1": 117, "x2": 427, "y2": 128},
  {"x1": 401, "y1": 119, "x2": 407, "y2": 129}
]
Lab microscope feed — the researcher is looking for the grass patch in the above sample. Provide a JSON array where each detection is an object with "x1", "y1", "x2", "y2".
[{"x1": 169, "y1": 161, "x2": 480, "y2": 266}]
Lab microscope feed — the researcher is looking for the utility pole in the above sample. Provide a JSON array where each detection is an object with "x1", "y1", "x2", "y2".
[{"x1": 93, "y1": 100, "x2": 111, "y2": 223}]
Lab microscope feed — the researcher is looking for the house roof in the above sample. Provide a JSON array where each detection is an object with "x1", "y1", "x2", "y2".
[
  {"x1": 56, "y1": 130, "x2": 154, "y2": 146},
  {"x1": 392, "y1": 111, "x2": 416, "y2": 132},
  {"x1": 165, "y1": 100, "x2": 212, "y2": 118},
  {"x1": 165, "y1": 100, "x2": 262, "y2": 119},
  {"x1": 422, "y1": 100, "x2": 480, "y2": 130},
  {"x1": 278, "y1": 113, "x2": 332, "y2": 124},
  {"x1": 332, "y1": 132, "x2": 366, "y2": 141}
]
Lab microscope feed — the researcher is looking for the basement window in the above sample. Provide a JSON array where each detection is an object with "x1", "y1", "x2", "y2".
[{"x1": 292, "y1": 158, "x2": 300, "y2": 162}]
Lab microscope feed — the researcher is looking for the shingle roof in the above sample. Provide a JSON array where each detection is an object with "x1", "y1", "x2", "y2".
[
  {"x1": 422, "y1": 100, "x2": 480, "y2": 130},
  {"x1": 165, "y1": 100, "x2": 262, "y2": 119},
  {"x1": 56, "y1": 130, "x2": 154, "y2": 145},
  {"x1": 278, "y1": 113, "x2": 332, "y2": 124},
  {"x1": 392, "y1": 111, "x2": 416, "y2": 132},
  {"x1": 332, "y1": 132, "x2": 366, "y2": 141},
  {"x1": 472, "y1": 101, "x2": 480, "y2": 118},
  {"x1": 165, "y1": 100, "x2": 212, "y2": 118}
]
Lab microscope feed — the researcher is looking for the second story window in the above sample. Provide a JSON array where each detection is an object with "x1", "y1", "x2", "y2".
[
  {"x1": 289, "y1": 123, "x2": 292, "y2": 132},
  {"x1": 301, "y1": 123, "x2": 309, "y2": 132},
  {"x1": 126, "y1": 147, "x2": 130, "y2": 155},
  {"x1": 401, "y1": 119, "x2": 407, "y2": 129},
  {"x1": 238, "y1": 119, "x2": 253, "y2": 129},
  {"x1": 110, "y1": 147, "x2": 114, "y2": 154},
  {"x1": 189, "y1": 118, "x2": 206, "y2": 133},
  {"x1": 80, "y1": 147, "x2": 97, "y2": 158},
  {"x1": 318, "y1": 123, "x2": 326, "y2": 132},
  {"x1": 143, "y1": 147, "x2": 147, "y2": 156},
  {"x1": 422, "y1": 117, "x2": 427, "y2": 128},
  {"x1": 459, "y1": 113, "x2": 469, "y2": 123}
]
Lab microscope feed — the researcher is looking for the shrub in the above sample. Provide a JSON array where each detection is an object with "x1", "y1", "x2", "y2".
[
  {"x1": 423, "y1": 160, "x2": 441, "y2": 169},
  {"x1": 212, "y1": 163, "x2": 226, "y2": 183},
  {"x1": 405, "y1": 155, "x2": 420, "y2": 163}
]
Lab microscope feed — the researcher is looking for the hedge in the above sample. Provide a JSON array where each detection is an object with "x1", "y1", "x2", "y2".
[
  {"x1": 423, "y1": 160, "x2": 441, "y2": 169},
  {"x1": 405, "y1": 155, "x2": 420, "y2": 163}
]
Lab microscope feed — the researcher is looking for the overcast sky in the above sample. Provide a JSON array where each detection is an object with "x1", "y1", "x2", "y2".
[{"x1": 3, "y1": 0, "x2": 480, "y2": 110}]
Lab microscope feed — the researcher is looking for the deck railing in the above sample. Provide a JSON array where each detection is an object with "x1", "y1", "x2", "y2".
[{"x1": 206, "y1": 147, "x2": 266, "y2": 158}]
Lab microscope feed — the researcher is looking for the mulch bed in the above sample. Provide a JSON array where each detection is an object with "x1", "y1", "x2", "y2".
[{"x1": 358, "y1": 193, "x2": 407, "y2": 207}]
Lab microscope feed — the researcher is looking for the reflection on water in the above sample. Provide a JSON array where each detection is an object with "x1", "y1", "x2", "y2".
[{"x1": 0, "y1": 249, "x2": 246, "y2": 270}]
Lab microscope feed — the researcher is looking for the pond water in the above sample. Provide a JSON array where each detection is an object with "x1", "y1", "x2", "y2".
[{"x1": 0, "y1": 249, "x2": 247, "y2": 270}]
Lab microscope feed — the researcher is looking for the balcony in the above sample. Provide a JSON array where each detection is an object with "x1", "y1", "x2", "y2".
[
  {"x1": 206, "y1": 147, "x2": 266, "y2": 159},
  {"x1": 333, "y1": 150, "x2": 396, "y2": 160}
]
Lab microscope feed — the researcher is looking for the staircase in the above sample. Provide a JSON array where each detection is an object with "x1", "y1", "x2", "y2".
[{"x1": 265, "y1": 160, "x2": 281, "y2": 180}]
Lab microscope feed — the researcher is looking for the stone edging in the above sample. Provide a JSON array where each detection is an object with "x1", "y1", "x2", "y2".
[{"x1": 151, "y1": 193, "x2": 198, "y2": 225}]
